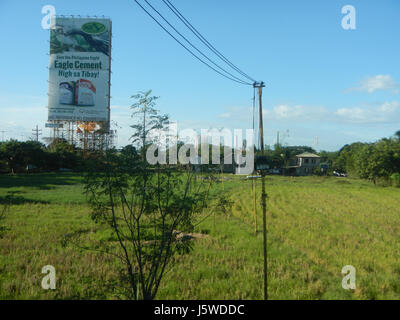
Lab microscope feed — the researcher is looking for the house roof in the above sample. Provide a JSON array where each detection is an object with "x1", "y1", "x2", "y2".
[{"x1": 296, "y1": 152, "x2": 320, "y2": 158}]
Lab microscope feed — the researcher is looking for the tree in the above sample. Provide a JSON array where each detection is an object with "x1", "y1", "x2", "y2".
[
  {"x1": 47, "y1": 138, "x2": 79, "y2": 170},
  {"x1": 354, "y1": 139, "x2": 400, "y2": 184},
  {"x1": 394, "y1": 130, "x2": 400, "y2": 141},
  {"x1": 130, "y1": 90, "x2": 169, "y2": 158},
  {"x1": 318, "y1": 150, "x2": 339, "y2": 169},
  {"x1": 335, "y1": 142, "x2": 365, "y2": 174},
  {"x1": 0, "y1": 140, "x2": 46, "y2": 173},
  {"x1": 83, "y1": 91, "x2": 211, "y2": 299}
]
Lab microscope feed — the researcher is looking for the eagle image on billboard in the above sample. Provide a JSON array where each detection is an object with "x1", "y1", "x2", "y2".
[{"x1": 48, "y1": 17, "x2": 111, "y2": 122}]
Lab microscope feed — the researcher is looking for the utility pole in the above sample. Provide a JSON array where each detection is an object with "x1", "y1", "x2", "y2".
[
  {"x1": 32, "y1": 125, "x2": 42, "y2": 142},
  {"x1": 254, "y1": 81, "x2": 267, "y2": 300},
  {"x1": 0, "y1": 130, "x2": 6, "y2": 142},
  {"x1": 277, "y1": 131, "x2": 280, "y2": 148},
  {"x1": 313, "y1": 136, "x2": 319, "y2": 150}
]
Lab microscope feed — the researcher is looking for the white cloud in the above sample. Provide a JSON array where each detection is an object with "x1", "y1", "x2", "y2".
[
  {"x1": 268, "y1": 104, "x2": 328, "y2": 121},
  {"x1": 217, "y1": 104, "x2": 329, "y2": 123},
  {"x1": 273, "y1": 104, "x2": 291, "y2": 118},
  {"x1": 378, "y1": 101, "x2": 399, "y2": 113},
  {"x1": 347, "y1": 75, "x2": 399, "y2": 94},
  {"x1": 335, "y1": 101, "x2": 400, "y2": 123},
  {"x1": 218, "y1": 112, "x2": 231, "y2": 119},
  {"x1": 111, "y1": 105, "x2": 130, "y2": 112},
  {"x1": 216, "y1": 100, "x2": 400, "y2": 126},
  {"x1": 216, "y1": 106, "x2": 252, "y2": 122},
  {"x1": 336, "y1": 107, "x2": 367, "y2": 121}
]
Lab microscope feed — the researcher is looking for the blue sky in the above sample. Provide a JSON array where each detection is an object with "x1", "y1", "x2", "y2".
[{"x1": 0, "y1": 0, "x2": 399, "y2": 151}]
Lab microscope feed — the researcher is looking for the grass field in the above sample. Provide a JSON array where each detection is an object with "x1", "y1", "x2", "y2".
[{"x1": 1, "y1": 173, "x2": 400, "y2": 299}]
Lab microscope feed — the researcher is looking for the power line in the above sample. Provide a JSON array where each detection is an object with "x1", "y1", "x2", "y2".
[
  {"x1": 133, "y1": 0, "x2": 252, "y2": 86},
  {"x1": 134, "y1": 0, "x2": 250, "y2": 85},
  {"x1": 32, "y1": 125, "x2": 42, "y2": 142},
  {"x1": 0, "y1": 130, "x2": 6, "y2": 142},
  {"x1": 142, "y1": 0, "x2": 251, "y2": 85},
  {"x1": 162, "y1": 0, "x2": 256, "y2": 83}
]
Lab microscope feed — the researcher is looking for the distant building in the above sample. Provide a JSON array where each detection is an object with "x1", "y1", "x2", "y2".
[{"x1": 286, "y1": 152, "x2": 320, "y2": 176}]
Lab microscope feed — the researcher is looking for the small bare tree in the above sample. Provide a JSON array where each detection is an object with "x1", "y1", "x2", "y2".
[{"x1": 83, "y1": 90, "x2": 211, "y2": 299}]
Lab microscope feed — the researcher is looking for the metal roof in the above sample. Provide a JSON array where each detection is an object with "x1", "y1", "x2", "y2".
[{"x1": 295, "y1": 152, "x2": 320, "y2": 158}]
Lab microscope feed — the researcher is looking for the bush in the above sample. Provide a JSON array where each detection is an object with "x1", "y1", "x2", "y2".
[{"x1": 390, "y1": 173, "x2": 400, "y2": 187}]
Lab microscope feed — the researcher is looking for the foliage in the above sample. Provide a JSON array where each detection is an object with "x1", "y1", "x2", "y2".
[
  {"x1": 255, "y1": 145, "x2": 317, "y2": 169},
  {"x1": 0, "y1": 140, "x2": 46, "y2": 173},
  {"x1": 129, "y1": 90, "x2": 169, "y2": 154},
  {"x1": 1, "y1": 123, "x2": 400, "y2": 188},
  {"x1": 335, "y1": 137, "x2": 400, "y2": 183},
  {"x1": 322, "y1": 134, "x2": 400, "y2": 184},
  {"x1": 318, "y1": 150, "x2": 339, "y2": 170},
  {"x1": 390, "y1": 173, "x2": 400, "y2": 187},
  {"x1": 0, "y1": 139, "x2": 79, "y2": 173},
  {"x1": 82, "y1": 91, "x2": 212, "y2": 300},
  {"x1": 215, "y1": 194, "x2": 234, "y2": 216},
  {"x1": 46, "y1": 138, "x2": 80, "y2": 170}
]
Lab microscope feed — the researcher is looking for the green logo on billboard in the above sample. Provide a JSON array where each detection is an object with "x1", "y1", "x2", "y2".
[{"x1": 81, "y1": 22, "x2": 106, "y2": 35}]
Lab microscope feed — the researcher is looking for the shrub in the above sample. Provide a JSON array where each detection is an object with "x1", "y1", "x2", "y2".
[{"x1": 390, "y1": 173, "x2": 400, "y2": 187}]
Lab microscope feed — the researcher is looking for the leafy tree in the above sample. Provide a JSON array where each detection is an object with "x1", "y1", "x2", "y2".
[
  {"x1": 318, "y1": 150, "x2": 339, "y2": 169},
  {"x1": 130, "y1": 90, "x2": 169, "y2": 158},
  {"x1": 391, "y1": 173, "x2": 400, "y2": 187},
  {"x1": 335, "y1": 142, "x2": 365, "y2": 174},
  {"x1": 356, "y1": 139, "x2": 400, "y2": 184},
  {"x1": 337, "y1": 137, "x2": 400, "y2": 183},
  {"x1": 259, "y1": 145, "x2": 317, "y2": 169},
  {"x1": 0, "y1": 140, "x2": 46, "y2": 173},
  {"x1": 82, "y1": 91, "x2": 212, "y2": 300},
  {"x1": 120, "y1": 145, "x2": 138, "y2": 158},
  {"x1": 394, "y1": 130, "x2": 400, "y2": 141},
  {"x1": 47, "y1": 138, "x2": 80, "y2": 170}
]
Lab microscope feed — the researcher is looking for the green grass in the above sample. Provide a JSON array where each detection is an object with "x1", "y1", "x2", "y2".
[
  {"x1": 1, "y1": 173, "x2": 400, "y2": 299},
  {"x1": 0, "y1": 173, "x2": 85, "y2": 205}
]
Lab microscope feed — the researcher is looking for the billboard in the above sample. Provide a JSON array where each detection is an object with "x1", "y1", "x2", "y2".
[{"x1": 47, "y1": 17, "x2": 111, "y2": 122}]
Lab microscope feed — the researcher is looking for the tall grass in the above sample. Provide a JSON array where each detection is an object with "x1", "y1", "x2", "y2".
[{"x1": 1, "y1": 174, "x2": 400, "y2": 299}]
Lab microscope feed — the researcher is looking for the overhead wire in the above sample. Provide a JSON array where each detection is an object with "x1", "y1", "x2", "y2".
[
  {"x1": 133, "y1": 0, "x2": 253, "y2": 86},
  {"x1": 141, "y1": 0, "x2": 252, "y2": 85},
  {"x1": 162, "y1": 0, "x2": 256, "y2": 83}
]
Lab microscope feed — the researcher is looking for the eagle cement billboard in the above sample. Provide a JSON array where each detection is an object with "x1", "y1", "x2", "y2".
[{"x1": 48, "y1": 17, "x2": 111, "y2": 122}]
